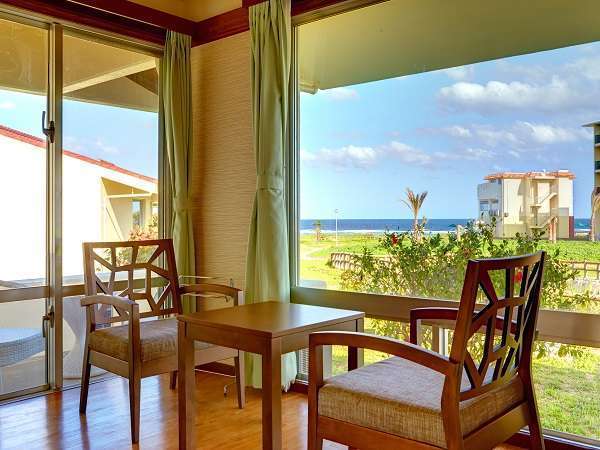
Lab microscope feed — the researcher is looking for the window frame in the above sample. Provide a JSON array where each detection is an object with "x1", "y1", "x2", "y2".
[
  {"x1": 0, "y1": 4, "x2": 166, "y2": 402},
  {"x1": 288, "y1": 5, "x2": 600, "y2": 448}
]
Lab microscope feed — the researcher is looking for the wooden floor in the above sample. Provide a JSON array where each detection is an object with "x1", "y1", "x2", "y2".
[{"x1": 0, "y1": 372, "x2": 523, "y2": 450}]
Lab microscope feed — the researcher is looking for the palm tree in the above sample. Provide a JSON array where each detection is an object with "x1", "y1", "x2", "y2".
[
  {"x1": 313, "y1": 220, "x2": 322, "y2": 241},
  {"x1": 401, "y1": 188, "x2": 428, "y2": 238}
]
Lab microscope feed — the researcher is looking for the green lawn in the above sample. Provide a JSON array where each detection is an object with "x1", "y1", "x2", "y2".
[
  {"x1": 301, "y1": 232, "x2": 600, "y2": 440},
  {"x1": 538, "y1": 239, "x2": 600, "y2": 262}
]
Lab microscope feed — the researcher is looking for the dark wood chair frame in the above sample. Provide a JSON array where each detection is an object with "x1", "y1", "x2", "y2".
[
  {"x1": 78, "y1": 239, "x2": 245, "y2": 444},
  {"x1": 308, "y1": 252, "x2": 546, "y2": 450}
]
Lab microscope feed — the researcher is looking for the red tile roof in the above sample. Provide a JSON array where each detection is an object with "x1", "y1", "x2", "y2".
[
  {"x1": 0, "y1": 124, "x2": 158, "y2": 184},
  {"x1": 485, "y1": 170, "x2": 575, "y2": 181}
]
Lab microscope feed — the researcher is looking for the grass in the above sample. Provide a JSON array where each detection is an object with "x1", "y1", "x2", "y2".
[
  {"x1": 538, "y1": 239, "x2": 600, "y2": 262},
  {"x1": 300, "y1": 231, "x2": 600, "y2": 440}
]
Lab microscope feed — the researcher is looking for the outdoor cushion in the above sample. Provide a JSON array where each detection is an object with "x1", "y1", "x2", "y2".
[
  {"x1": 88, "y1": 318, "x2": 212, "y2": 362},
  {"x1": 318, "y1": 356, "x2": 524, "y2": 448}
]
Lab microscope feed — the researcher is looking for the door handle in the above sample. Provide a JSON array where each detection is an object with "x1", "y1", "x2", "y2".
[
  {"x1": 42, "y1": 111, "x2": 55, "y2": 143},
  {"x1": 42, "y1": 306, "x2": 55, "y2": 338}
]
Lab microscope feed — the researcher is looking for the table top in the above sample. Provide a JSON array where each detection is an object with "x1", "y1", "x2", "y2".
[{"x1": 178, "y1": 301, "x2": 364, "y2": 339}]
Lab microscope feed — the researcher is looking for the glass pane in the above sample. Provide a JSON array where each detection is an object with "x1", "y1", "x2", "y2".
[
  {"x1": 297, "y1": 4, "x2": 600, "y2": 317},
  {"x1": 297, "y1": 2, "x2": 600, "y2": 441},
  {"x1": 0, "y1": 299, "x2": 47, "y2": 396},
  {"x1": 0, "y1": 18, "x2": 48, "y2": 287},
  {"x1": 62, "y1": 32, "x2": 159, "y2": 381},
  {"x1": 0, "y1": 17, "x2": 48, "y2": 398},
  {"x1": 62, "y1": 33, "x2": 159, "y2": 285},
  {"x1": 533, "y1": 345, "x2": 600, "y2": 439}
]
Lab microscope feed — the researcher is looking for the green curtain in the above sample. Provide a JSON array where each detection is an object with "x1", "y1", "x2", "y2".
[
  {"x1": 245, "y1": 0, "x2": 297, "y2": 391},
  {"x1": 161, "y1": 31, "x2": 196, "y2": 313}
]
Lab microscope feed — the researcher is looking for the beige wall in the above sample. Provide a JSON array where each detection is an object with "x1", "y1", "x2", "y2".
[{"x1": 191, "y1": 32, "x2": 254, "y2": 289}]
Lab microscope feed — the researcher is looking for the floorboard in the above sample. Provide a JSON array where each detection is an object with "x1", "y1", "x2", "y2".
[{"x1": 0, "y1": 372, "x2": 522, "y2": 450}]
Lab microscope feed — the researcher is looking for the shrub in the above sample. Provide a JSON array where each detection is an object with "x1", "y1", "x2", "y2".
[{"x1": 340, "y1": 219, "x2": 593, "y2": 357}]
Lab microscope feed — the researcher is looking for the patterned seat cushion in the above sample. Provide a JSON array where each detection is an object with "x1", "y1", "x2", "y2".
[
  {"x1": 89, "y1": 318, "x2": 213, "y2": 362},
  {"x1": 318, "y1": 356, "x2": 524, "y2": 448}
]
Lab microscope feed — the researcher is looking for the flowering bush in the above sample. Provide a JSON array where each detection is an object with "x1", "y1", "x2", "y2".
[{"x1": 339, "y1": 219, "x2": 593, "y2": 357}]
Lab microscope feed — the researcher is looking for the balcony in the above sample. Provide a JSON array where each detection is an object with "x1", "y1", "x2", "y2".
[
  {"x1": 595, "y1": 160, "x2": 600, "y2": 172},
  {"x1": 477, "y1": 182, "x2": 501, "y2": 199}
]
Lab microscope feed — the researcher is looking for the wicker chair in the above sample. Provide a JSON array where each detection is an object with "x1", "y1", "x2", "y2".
[
  {"x1": 308, "y1": 252, "x2": 546, "y2": 450},
  {"x1": 79, "y1": 238, "x2": 244, "y2": 443}
]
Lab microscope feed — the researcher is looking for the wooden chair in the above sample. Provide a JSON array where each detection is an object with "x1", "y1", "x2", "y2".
[
  {"x1": 78, "y1": 239, "x2": 245, "y2": 443},
  {"x1": 308, "y1": 252, "x2": 546, "y2": 450}
]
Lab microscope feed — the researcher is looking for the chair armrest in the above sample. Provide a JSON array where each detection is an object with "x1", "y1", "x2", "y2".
[
  {"x1": 409, "y1": 307, "x2": 460, "y2": 344},
  {"x1": 80, "y1": 294, "x2": 137, "y2": 309},
  {"x1": 409, "y1": 307, "x2": 518, "y2": 345},
  {"x1": 179, "y1": 283, "x2": 244, "y2": 306},
  {"x1": 80, "y1": 294, "x2": 139, "y2": 328},
  {"x1": 309, "y1": 331, "x2": 455, "y2": 376}
]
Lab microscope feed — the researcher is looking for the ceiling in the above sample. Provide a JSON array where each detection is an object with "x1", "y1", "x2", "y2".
[
  {"x1": 128, "y1": 0, "x2": 242, "y2": 22},
  {"x1": 299, "y1": 0, "x2": 600, "y2": 92},
  {"x1": 0, "y1": 18, "x2": 158, "y2": 111}
]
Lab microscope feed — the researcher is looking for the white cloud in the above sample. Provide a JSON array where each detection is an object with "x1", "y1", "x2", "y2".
[
  {"x1": 458, "y1": 147, "x2": 493, "y2": 161},
  {"x1": 94, "y1": 139, "x2": 119, "y2": 154},
  {"x1": 441, "y1": 125, "x2": 472, "y2": 138},
  {"x1": 320, "y1": 87, "x2": 358, "y2": 101},
  {"x1": 473, "y1": 126, "x2": 522, "y2": 147},
  {"x1": 433, "y1": 121, "x2": 590, "y2": 151},
  {"x1": 567, "y1": 56, "x2": 600, "y2": 81},
  {"x1": 303, "y1": 138, "x2": 502, "y2": 171},
  {"x1": 444, "y1": 66, "x2": 474, "y2": 81},
  {"x1": 0, "y1": 101, "x2": 15, "y2": 110},
  {"x1": 516, "y1": 121, "x2": 590, "y2": 144},
  {"x1": 386, "y1": 141, "x2": 433, "y2": 166},
  {"x1": 438, "y1": 77, "x2": 591, "y2": 113},
  {"x1": 301, "y1": 145, "x2": 377, "y2": 169}
]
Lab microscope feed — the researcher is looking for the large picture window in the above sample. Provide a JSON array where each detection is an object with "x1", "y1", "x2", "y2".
[{"x1": 294, "y1": 0, "x2": 600, "y2": 442}]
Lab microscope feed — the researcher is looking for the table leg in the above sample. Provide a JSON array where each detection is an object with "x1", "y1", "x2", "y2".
[
  {"x1": 178, "y1": 321, "x2": 195, "y2": 450},
  {"x1": 348, "y1": 318, "x2": 364, "y2": 371},
  {"x1": 262, "y1": 337, "x2": 282, "y2": 450}
]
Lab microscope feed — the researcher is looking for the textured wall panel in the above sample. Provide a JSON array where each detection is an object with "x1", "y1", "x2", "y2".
[{"x1": 190, "y1": 32, "x2": 255, "y2": 290}]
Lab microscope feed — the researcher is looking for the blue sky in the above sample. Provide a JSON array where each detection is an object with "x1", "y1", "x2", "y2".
[
  {"x1": 300, "y1": 41, "x2": 600, "y2": 220},
  {"x1": 0, "y1": 89, "x2": 158, "y2": 178}
]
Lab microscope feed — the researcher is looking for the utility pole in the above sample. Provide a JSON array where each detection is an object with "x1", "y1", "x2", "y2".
[{"x1": 334, "y1": 209, "x2": 339, "y2": 246}]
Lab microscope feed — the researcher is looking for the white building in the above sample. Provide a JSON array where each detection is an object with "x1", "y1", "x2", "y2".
[
  {"x1": 477, "y1": 171, "x2": 574, "y2": 240},
  {"x1": 0, "y1": 124, "x2": 158, "y2": 285}
]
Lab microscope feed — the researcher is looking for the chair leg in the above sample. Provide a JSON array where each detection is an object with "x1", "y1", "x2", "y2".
[
  {"x1": 307, "y1": 404, "x2": 320, "y2": 450},
  {"x1": 527, "y1": 400, "x2": 545, "y2": 450},
  {"x1": 234, "y1": 352, "x2": 245, "y2": 409},
  {"x1": 170, "y1": 371, "x2": 177, "y2": 390},
  {"x1": 129, "y1": 371, "x2": 141, "y2": 444},
  {"x1": 79, "y1": 346, "x2": 91, "y2": 414}
]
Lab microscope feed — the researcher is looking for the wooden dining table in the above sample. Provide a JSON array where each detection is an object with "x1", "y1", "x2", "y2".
[{"x1": 177, "y1": 301, "x2": 364, "y2": 450}]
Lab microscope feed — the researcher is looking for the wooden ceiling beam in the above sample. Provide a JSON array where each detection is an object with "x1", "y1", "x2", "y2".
[
  {"x1": 67, "y1": 0, "x2": 196, "y2": 36},
  {"x1": 193, "y1": 0, "x2": 380, "y2": 48}
]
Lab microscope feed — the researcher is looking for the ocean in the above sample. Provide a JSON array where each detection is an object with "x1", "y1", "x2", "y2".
[{"x1": 299, "y1": 218, "x2": 592, "y2": 234}]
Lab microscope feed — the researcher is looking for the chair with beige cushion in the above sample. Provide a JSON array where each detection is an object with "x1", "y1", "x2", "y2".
[
  {"x1": 79, "y1": 239, "x2": 245, "y2": 444},
  {"x1": 308, "y1": 252, "x2": 546, "y2": 450}
]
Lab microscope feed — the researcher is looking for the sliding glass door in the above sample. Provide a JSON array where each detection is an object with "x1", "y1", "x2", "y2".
[
  {"x1": 0, "y1": 7, "x2": 162, "y2": 400},
  {"x1": 0, "y1": 15, "x2": 50, "y2": 399},
  {"x1": 61, "y1": 31, "x2": 160, "y2": 384}
]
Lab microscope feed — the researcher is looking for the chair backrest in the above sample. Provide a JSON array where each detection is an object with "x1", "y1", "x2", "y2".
[
  {"x1": 449, "y1": 251, "x2": 545, "y2": 401},
  {"x1": 82, "y1": 239, "x2": 182, "y2": 325}
]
